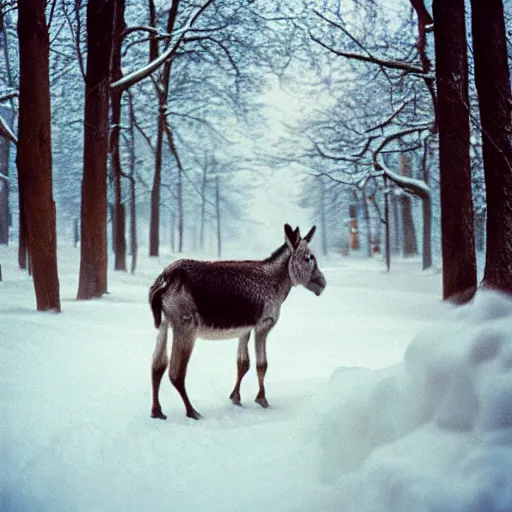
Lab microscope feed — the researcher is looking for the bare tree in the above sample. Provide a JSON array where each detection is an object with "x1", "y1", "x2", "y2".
[
  {"x1": 110, "y1": 0, "x2": 127, "y2": 271},
  {"x1": 76, "y1": 0, "x2": 115, "y2": 299},
  {"x1": 16, "y1": 0, "x2": 60, "y2": 311},
  {"x1": 471, "y1": 0, "x2": 512, "y2": 293},
  {"x1": 432, "y1": 0, "x2": 476, "y2": 302}
]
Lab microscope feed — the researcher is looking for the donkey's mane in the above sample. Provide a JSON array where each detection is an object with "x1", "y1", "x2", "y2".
[{"x1": 264, "y1": 242, "x2": 289, "y2": 263}]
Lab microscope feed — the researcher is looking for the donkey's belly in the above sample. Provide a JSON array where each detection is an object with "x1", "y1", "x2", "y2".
[{"x1": 197, "y1": 326, "x2": 253, "y2": 341}]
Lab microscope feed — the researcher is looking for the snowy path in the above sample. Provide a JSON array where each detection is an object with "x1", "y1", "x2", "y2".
[{"x1": 1, "y1": 247, "x2": 446, "y2": 511}]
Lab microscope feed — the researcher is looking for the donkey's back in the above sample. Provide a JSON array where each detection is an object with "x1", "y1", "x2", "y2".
[{"x1": 150, "y1": 258, "x2": 273, "y2": 332}]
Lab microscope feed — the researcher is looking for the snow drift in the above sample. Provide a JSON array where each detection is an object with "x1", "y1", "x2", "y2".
[{"x1": 304, "y1": 289, "x2": 512, "y2": 512}]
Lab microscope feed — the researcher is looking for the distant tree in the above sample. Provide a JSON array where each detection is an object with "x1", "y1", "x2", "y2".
[
  {"x1": 0, "y1": 9, "x2": 16, "y2": 247},
  {"x1": 398, "y1": 153, "x2": 418, "y2": 257},
  {"x1": 432, "y1": 0, "x2": 476, "y2": 302},
  {"x1": 76, "y1": 0, "x2": 115, "y2": 299},
  {"x1": 471, "y1": 0, "x2": 512, "y2": 293},
  {"x1": 16, "y1": 0, "x2": 60, "y2": 311},
  {"x1": 0, "y1": 105, "x2": 13, "y2": 245},
  {"x1": 110, "y1": 0, "x2": 127, "y2": 271}
]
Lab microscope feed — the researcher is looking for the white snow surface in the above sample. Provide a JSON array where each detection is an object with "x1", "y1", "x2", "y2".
[{"x1": 2, "y1": 245, "x2": 512, "y2": 512}]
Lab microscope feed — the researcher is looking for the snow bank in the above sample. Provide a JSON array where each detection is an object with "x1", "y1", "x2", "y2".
[{"x1": 304, "y1": 290, "x2": 512, "y2": 512}]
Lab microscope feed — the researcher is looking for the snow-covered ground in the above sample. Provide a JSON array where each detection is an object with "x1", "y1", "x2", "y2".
[{"x1": 2, "y1": 244, "x2": 512, "y2": 512}]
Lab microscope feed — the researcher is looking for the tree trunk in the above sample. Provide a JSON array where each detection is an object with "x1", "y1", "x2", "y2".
[
  {"x1": 360, "y1": 191, "x2": 372, "y2": 257},
  {"x1": 216, "y1": 176, "x2": 221, "y2": 258},
  {"x1": 474, "y1": 210, "x2": 486, "y2": 253},
  {"x1": 390, "y1": 190, "x2": 400, "y2": 255},
  {"x1": 320, "y1": 178, "x2": 328, "y2": 256},
  {"x1": 433, "y1": 0, "x2": 476, "y2": 302},
  {"x1": 384, "y1": 176, "x2": 390, "y2": 271},
  {"x1": 110, "y1": 0, "x2": 126, "y2": 271},
  {"x1": 0, "y1": 107, "x2": 11, "y2": 245},
  {"x1": 0, "y1": 11, "x2": 14, "y2": 247},
  {"x1": 471, "y1": 0, "x2": 512, "y2": 293},
  {"x1": 177, "y1": 152, "x2": 183, "y2": 253},
  {"x1": 18, "y1": 187, "x2": 27, "y2": 269},
  {"x1": 399, "y1": 154, "x2": 418, "y2": 257},
  {"x1": 127, "y1": 90, "x2": 137, "y2": 274},
  {"x1": 16, "y1": 0, "x2": 60, "y2": 311},
  {"x1": 148, "y1": 1, "x2": 180, "y2": 257},
  {"x1": 421, "y1": 141, "x2": 432, "y2": 270},
  {"x1": 349, "y1": 201, "x2": 360, "y2": 251},
  {"x1": 164, "y1": 123, "x2": 184, "y2": 253},
  {"x1": 77, "y1": 0, "x2": 115, "y2": 300},
  {"x1": 200, "y1": 164, "x2": 207, "y2": 250}
]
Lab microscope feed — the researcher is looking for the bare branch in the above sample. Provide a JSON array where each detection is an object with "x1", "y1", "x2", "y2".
[
  {"x1": 309, "y1": 31, "x2": 426, "y2": 74},
  {"x1": 365, "y1": 99, "x2": 412, "y2": 132},
  {"x1": 111, "y1": 0, "x2": 215, "y2": 91},
  {"x1": 0, "y1": 91, "x2": 18, "y2": 103},
  {"x1": 0, "y1": 112, "x2": 17, "y2": 144},
  {"x1": 377, "y1": 157, "x2": 430, "y2": 199}
]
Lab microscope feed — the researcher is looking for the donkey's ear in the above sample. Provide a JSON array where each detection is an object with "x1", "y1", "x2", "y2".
[
  {"x1": 303, "y1": 226, "x2": 316, "y2": 243},
  {"x1": 284, "y1": 224, "x2": 300, "y2": 249}
]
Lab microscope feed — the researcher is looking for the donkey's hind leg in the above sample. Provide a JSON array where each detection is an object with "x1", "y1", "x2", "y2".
[
  {"x1": 170, "y1": 328, "x2": 201, "y2": 420},
  {"x1": 229, "y1": 332, "x2": 251, "y2": 406},
  {"x1": 151, "y1": 320, "x2": 169, "y2": 419}
]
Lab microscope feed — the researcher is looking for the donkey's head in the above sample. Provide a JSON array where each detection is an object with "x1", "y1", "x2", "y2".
[{"x1": 284, "y1": 224, "x2": 326, "y2": 296}]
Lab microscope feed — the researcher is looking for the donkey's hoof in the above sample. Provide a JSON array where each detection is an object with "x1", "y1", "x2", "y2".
[
  {"x1": 187, "y1": 409, "x2": 203, "y2": 420},
  {"x1": 255, "y1": 397, "x2": 269, "y2": 409},
  {"x1": 230, "y1": 392, "x2": 242, "y2": 406},
  {"x1": 151, "y1": 409, "x2": 167, "y2": 420}
]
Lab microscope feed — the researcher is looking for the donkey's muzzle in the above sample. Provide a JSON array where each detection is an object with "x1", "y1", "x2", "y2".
[{"x1": 307, "y1": 273, "x2": 326, "y2": 296}]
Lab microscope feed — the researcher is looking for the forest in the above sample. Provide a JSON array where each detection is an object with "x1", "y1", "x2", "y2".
[{"x1": 1, "y1": 0, "x2": 512, "y2": 311}]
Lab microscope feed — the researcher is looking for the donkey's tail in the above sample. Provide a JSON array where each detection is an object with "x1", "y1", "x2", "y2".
[
  {"x1": 149, "y1": 274, "x2": 168, "y2": 329},
  {"x1": 149, "y1": 266, "x2": 186, "y2": 329}
]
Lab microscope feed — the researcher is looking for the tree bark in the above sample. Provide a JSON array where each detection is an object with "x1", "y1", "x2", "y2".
[
  {"x1": 320, "y1": 178, "x2": 328, "y2": 256},
  {"x1": 0, "y1": 107, "x2": 11, "y2": 245},
  {"x1": 110, "y1": 0, "x2": 126, "y2": 271},
  {"x1": 16, "y1": 0, "x2": 60, "y2": 311},
  {"x1": 421, "y1": 141, "x2": 432, "y2": 270},
  {"x1": 17, "y1": 187, "x2": 27, "y2": 269},
  {"x1": 216, "y1": 176, "x2": 221, "y2": 258},
  {"x1": 77, "y1": 0, "x2": 115, "y2": 299},
  {"x1": 200, "y1": 163, "x2": 207, "y2": 250},
  {"x1": 127, "y1": 90, "x2": 138, "y2": 274},
  {"x1": 433, "y1": 0, "x2": 476, "y2": 302},
  {"x1": 149, "y1": 1, "x2": 180, "y2": 257},
  {"x1": 399, "y1": 154, "x2": 418, "y2": 257},
  {"x1": 471, "y1": 0, "x2": 512, "y2": 293}
]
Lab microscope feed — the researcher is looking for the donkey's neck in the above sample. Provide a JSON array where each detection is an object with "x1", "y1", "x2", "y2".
[{"x1": 262, "y1": 243, "x2": 293, "y2": 300}]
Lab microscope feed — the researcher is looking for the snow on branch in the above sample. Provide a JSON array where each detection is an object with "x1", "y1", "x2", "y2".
[
  {"x1": 372, "y1": 124, "x2": 431, "y2": 161},
  {"x1": 111, "y1": 0, "x2": 215, "y2": 91},
  {"x1": 0, "y1": 91, "x2": 18, "y2": 103},
  {"x1": 310, "y1": 10, "x2": 426, "y2": 75},
  {"x1": 314, "y1": 142, "x2": 360, "y2": 163},
  {"x1": 376, "y1": 157, "x2": 430, "y2": 199},
  {"x1": 0, "y1": 113, "x2": 17, "y2": 144},
  {"x1": 310, "y1": 33, "x2": 426, "y2": 74}
]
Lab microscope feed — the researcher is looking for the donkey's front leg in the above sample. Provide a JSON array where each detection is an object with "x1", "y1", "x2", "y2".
[
  {"x1": 229, "y1": 332, "x2": 251, "y2": 406},
  {"x1": 254, "y1": 326, "x2": 271, "y2": 408},
  {"x1": 151, "y1": 320, "x2": 169, "y2": 419},
  {"x1": 170, "y1": 329, "x2": 202, "y2": 420}
]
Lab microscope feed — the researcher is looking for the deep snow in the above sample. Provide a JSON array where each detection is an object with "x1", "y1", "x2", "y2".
[{"x1": 2, "y1": 244, "x2": 512, "y2": 512}]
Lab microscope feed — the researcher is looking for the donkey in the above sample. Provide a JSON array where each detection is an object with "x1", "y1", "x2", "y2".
[{"x1": 148, "y1": 224, "x2": 326, "y2": 420}]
